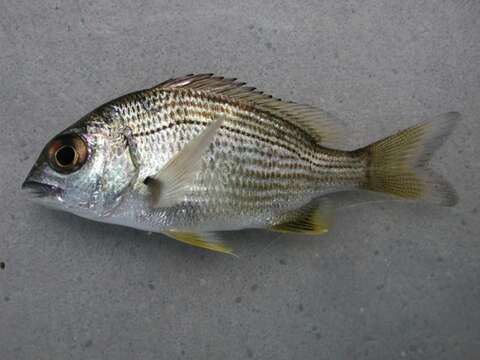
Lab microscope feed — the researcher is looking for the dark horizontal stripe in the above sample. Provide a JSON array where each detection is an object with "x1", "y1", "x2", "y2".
[
  {"x1": 133, "y1": 116, "x2": 353, "y2": 169},
  {"x1": 129, "y1": 90, "x2": 323, "y2": 153},
  {"x1": 122, "y1": 91, "x2": 364, "y2": 174},
  {"x1": 147, "y1": 96, "x2": 318, "y2": 154}
]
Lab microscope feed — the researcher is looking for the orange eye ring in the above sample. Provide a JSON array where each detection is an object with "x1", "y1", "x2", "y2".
[{"x1": 46, "y1": 134, "x2": 88, "y2": 173}]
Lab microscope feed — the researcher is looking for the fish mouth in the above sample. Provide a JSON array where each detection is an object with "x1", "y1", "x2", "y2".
[{"x1": 21, "y1": 180, "x2": 63, "y2": 198}]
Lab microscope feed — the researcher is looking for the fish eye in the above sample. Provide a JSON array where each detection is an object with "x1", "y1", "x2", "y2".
[
  {"x1": 55, "y1": 145, "x2": 77, "y2": 166},
  {"x1": 46, "y1": 134, "x2": 88, "y2": 173}
]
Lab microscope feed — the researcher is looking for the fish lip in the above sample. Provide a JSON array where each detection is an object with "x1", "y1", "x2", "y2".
[{"x1": 21, "y1": 180, "x2": 63, "y2": 198}]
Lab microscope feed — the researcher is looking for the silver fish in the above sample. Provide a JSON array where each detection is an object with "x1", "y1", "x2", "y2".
[{"x1": 22, "y1": 74, "x2": 460, "y2": 254}]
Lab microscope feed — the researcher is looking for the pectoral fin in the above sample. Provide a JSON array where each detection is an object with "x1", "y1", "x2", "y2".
[
  {"x1": 162, "y1": 230, "x2": 236, "y2": 256},
  {"x1": 145, "y1": 117, "x2": 223, "y2": 208},
  {"x1": 268, "y1": 199, "x2": 333, "y2": 235}
]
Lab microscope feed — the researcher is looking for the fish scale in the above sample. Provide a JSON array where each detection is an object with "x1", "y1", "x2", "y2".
[{"x1": 102, "y1": 88, "x2": 367, "y2": 229}]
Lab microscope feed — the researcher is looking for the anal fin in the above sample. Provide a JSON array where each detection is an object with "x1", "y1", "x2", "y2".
[
  {"x1": 268, "y1": 200, "x2": 333, "y2": 235},
  {"x1": 162, "y1": 230, "x2": 236, "y2": 256}
]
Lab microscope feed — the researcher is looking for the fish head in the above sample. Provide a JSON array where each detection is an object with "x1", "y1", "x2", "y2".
[{"x1": 22, "y1": 111, "x2": 138, "y2": 218}]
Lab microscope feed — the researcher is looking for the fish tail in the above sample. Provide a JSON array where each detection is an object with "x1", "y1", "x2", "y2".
[{"x1": 356, "y1": 112, "x2": 461, "y2": 206}]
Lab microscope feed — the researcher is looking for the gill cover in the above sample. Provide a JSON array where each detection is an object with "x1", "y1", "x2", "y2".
[{"x1": 89, "y1": 126, "x2": 138, "y2": 216}]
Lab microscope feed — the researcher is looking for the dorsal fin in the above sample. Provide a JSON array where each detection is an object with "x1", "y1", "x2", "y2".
[{"x1": 151, "y1": 74, "x2": 344, "y2": 147}]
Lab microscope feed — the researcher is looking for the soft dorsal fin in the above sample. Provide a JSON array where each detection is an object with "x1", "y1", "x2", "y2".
[
  {"x1": 151, "y1": 74, "x2": 344, "y2": 147},
  {"x1": 268, "y1": 199, "x2": 333, "y2": 235}
]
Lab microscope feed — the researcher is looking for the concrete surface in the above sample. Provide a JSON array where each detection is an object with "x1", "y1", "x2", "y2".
[{"x1": 1, "y1": 0, "x2": 479, "y2": 359}]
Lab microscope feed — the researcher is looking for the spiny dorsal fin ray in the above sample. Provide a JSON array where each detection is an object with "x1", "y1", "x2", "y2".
[
  {"x1": 162, "y1": 230, "x2": 236, "y2": 256},
  {"x1": 151, "y1": 74, "x2": 344, "y2": 147},
  {"x1": 268, "y1": 198, "x2": 334, "y2": 235}
]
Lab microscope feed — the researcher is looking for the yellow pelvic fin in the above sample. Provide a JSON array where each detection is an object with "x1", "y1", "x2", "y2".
[{"x1": 162, "y1": 230, "x2": 235, "y2": 256}]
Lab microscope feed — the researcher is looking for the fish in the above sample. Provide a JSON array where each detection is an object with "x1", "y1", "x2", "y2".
[{"x1": 22, "y1": 74, "x2": 460, "y2": 255}]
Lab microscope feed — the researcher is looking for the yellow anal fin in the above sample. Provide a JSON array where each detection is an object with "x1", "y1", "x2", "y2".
[
  {"x1": 162, "y1": 230, "x2": 236, "y2": 256},
  {"x1": 269, "y1": 201, "x2": 332, "y2": 235}
]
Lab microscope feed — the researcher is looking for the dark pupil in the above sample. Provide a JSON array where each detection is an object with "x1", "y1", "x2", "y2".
[{"x1": 56, "y1": 146, "x2": 76, "y2": 166}]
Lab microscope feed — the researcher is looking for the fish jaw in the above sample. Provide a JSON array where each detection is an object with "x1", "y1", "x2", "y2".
[
  {"x1": 22, "y1": 179, "x2": 64, "y2": 199},
  {"x1": 21, "y1": 156, "x2": 68, "y2": 210}
]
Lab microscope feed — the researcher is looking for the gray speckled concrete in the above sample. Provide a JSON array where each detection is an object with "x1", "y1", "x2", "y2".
[{"x1": 1, "y1": 1, "x2": 479, "y2": 359}]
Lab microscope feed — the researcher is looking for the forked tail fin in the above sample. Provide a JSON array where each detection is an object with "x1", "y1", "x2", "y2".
[{"x1": 357, "y1": 112, "x2": 460, "y2": 206}]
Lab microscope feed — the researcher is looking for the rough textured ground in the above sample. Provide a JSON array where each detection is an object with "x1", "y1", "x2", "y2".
[{"x1": 1, "y1": 1, "x2": 479, "y2": 359}]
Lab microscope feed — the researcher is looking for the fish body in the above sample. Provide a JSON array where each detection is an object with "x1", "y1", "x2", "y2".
[
  {"x1": 23, "y1": 74, "x2": 459, "y2": 254},
  {"x1": 98, "y1": 88, "x2": 363, "y2": 231}
]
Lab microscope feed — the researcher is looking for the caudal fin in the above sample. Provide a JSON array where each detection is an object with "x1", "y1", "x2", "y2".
[{"x1": 358, "y1": 112, "x2": 460, "y2": 206}]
